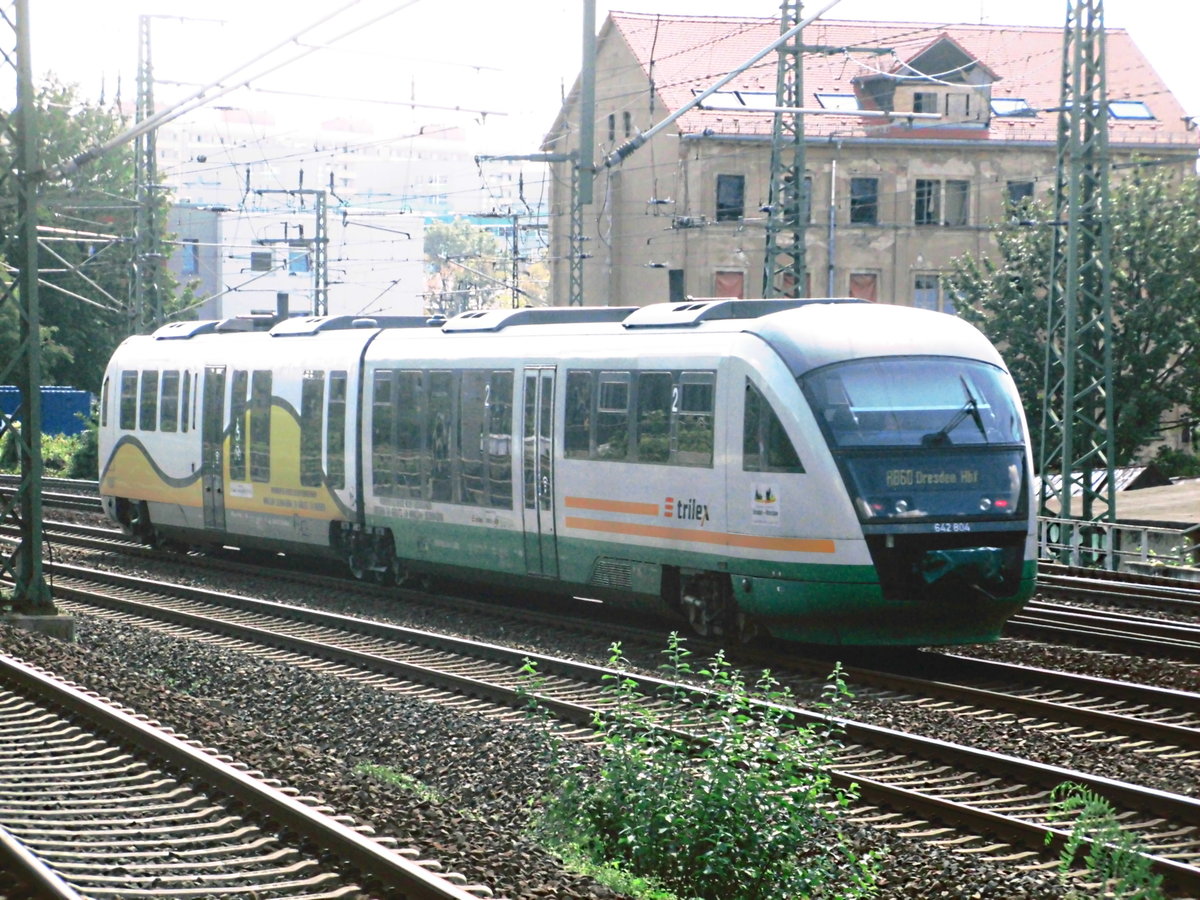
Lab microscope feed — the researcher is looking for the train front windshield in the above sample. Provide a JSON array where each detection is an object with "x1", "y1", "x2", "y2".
[{"x1": 800, "y1": 357, "x2": 1027, "y2": 524}]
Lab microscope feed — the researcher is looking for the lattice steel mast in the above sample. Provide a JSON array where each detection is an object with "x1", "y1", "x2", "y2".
[
  {"x1": 0, "y1": 0, "x2": 55, "y2": 614},
  {"x1": 762, "y1": 0, "x2": 807, "y2": 298},
  {"x1": 1040, "y1": 0, "x2": 1116, "y2": 525}
]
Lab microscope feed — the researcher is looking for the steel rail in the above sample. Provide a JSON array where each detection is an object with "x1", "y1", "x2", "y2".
[
  {"x1": 0, "y1": 651, "x2": 487, "y2": 900},
  {"x1": 39, "y1": 560, "x2": 1200, "y2": 896}
]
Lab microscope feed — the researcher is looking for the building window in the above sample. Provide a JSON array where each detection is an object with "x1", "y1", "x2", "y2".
[
  {"x1": 914, "y1": 273, "x2": 956, "y2": 315},
  {"x1": 1006, "y1": 180, "x2": 1035, "y2": 215},
  {"x1": 288, "y1": 244, "x2": 310, "y2": 274},
  {"x1": 668, "y1": 269, "x2": 685, "y2": 302},
  {"x1": 181, "y1": 239, "x2": 200, "y2": 276},
  {"x1": 607, "y1": 113, "x2": 616, "y2": 142},
  {"x1": 623, "y1": 111, "x2": 632, "y2": 137},
  {"x1": 849, "y1": 273, "x2": 877, "y2": 302},
  {"x1": 945, "y1": 179, "x2": 969, "y2": 226},
  {"x1": 716, "y1": 174, "x2": 745, "y2": 221},
  {"x1": 915, "y1": 179, "x2": 969, "y2": 226},
  {"x1": 250, "y1": 250, "x2": 273, "y2": 272},
  {"x1": 714, "y1": 270, "x2": 745, "y2": 298},
  {"x1": 849, "y1": 177, "x2": 878, "y2": 225},
  {"x1": 913, "y1": 91, "x2": 938, "y2": 114}
]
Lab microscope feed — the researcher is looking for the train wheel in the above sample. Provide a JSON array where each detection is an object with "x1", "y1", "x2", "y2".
[
  {"x1": 680, "y1": 572, "x2": 734, "y2": 638},
  {"x1": 116, "y1": 498, "x2": 155, "y2": 545}
]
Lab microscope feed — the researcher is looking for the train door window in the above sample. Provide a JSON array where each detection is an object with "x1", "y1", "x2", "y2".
[
  {"x1": 564, "y1": 371, "x2": 593, "y2": 459},
  {"x1": 139, "y1": 370, "x2": 159, "y2": 432},
  {"x1": 459, "y1": 370, "x2": 488, "y2": 506},
  {"x1": 250, "y1": 370, "x2": 272, "y2": 483},
  {"x1": 523, "y1": 374, "x2": 537, "y2": 508},
  {"x1": 119, "y1": 372, "x2": 138, "y2": 430},
  {"x1": 180, "y1": 372, "x2": 191, "y2": 434},
  {"x1": 327, "y1": 372, "x2": 347, "y2": 490},
  {"x1": 636, "y1": 372, "x2": 672, "y2": 463},
  {"x1": 100, "y1": 377, "x2": 109, "y2": 428},
  {"x1": 676, "y1": 372, "x2": 715, "y2": 467},
  {"x1": 486, "y1": 370, "x2": 513, "y2": 509},
  {"x1": 743, "y1": 380, "x2": 804, "y2": 473},
  {"x1": 371, "y1": 370, "x2": 395, "y2": 496},
  {"x1": 229, "y1": 370, "x2": 249, "y2": 482},
  {"x1": 160, "y1": 371, "x2": 180, "y2": 433},
  {"x1": 300, "y1": 371, "x2": 324, "y2": 487},
  {"x1": 427, "y1": 370, "x2": 456, "y2": 502},
  {"x1": 595, "y1": 372, "x2": 630, "y2": 460},
  {"x1": 393, "y1": 371, "x2": 424, "y2": 498}
]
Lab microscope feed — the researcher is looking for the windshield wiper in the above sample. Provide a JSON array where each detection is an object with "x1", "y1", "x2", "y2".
[{"x1": 922, "y1": 377, "x2": 987, "y2": 447}]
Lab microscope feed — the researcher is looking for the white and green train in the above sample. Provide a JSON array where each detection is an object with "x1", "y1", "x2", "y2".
[{"x1": 99, "y1": 298, "x2": 1036, "y2": 645}]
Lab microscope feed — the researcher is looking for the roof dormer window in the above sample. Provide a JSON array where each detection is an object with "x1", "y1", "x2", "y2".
[
  {"x1": 1108, "y1": 100, "x2": 1154, "y2": 120},
  {"x1": 913, "y1": 91, "x2": 938, "y2": 114}
]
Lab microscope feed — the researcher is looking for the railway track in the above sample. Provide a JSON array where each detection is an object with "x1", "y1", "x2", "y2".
[
  {"x1": 26, "y1": 558, "x2": 1200, "y2": 897},
  {"x1": 12, "y1": 518, "x2": 1200, "y2": 759},
  {"x1": 0, "y1": 649, "x2": 489, "y2": 899}
]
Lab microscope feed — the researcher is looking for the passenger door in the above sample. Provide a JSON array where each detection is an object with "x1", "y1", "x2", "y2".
[
  {"x1": 521, "y1": 367, "x2": 558, "y2": 577},
  {"x1": 201, "y1": 365, "x2": 226, "y2": 530}
]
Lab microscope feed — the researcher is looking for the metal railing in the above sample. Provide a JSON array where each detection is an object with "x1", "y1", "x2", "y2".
[{"x1": 1038, "y1": 516, "x2": 1200, "y2": 574}]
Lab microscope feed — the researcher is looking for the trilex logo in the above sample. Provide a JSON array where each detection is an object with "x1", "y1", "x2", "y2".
[{"x1": 665, "y1": 496, "x2": 709, "y2": 526}]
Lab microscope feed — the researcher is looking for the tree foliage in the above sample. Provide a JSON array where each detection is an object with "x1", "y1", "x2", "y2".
[
  {"x1": 945, "y1": 167, "x2": 1200, "y2": 466},
  {"x1": 424, "y1": 218, "x2": 506, "y2": 315},
  {"x1": 0, "y1": 78, "x2": 139, "y2": 394}
]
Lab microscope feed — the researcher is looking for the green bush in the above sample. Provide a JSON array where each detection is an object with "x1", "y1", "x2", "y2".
[
  {"x1": 526, "y1": 635, "x2": 876, "y2": 900},
  {"x1": 0, "y1": 412, "x2": 96, "y2": 478}
]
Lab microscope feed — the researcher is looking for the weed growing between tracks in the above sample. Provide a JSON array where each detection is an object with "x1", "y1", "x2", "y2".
[
  {"x1": 519, "y1": 633, "x2": 878, "y2": 900},
  {"x1": 1046, "y1": 783, "x2": 1165, "y2": 899}
]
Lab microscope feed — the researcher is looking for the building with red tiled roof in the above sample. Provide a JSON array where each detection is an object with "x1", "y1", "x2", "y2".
[{"x1": 543, "y1": 12, "x2": 1198, "y2": 309}]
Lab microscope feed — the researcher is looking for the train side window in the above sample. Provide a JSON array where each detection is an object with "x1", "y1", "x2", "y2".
[
  {"x1": 487, "y1": 370, "x2": 514, "y2": 509},
  {"x1": 327, "y1": 371, "x2": 347, "y2": 491},
  {"x1": 100, "y1": 377, "x2": 109, "y2": 428},
  {"x1": 371, "y1": 370, "x2": 395, "y2": 496},
  {"x1": 119, "y1": 371, "x2": 138, "y2": 430},
  {"x1": 300, "y1": 370, "x2": 325, "y2": 487},
  {"x1": 427, "y1": 370, "x2": 456, "y2": 503},
  {"x1": 459, "y1": 370, "x2": 488, "y2": 506},
  {"x1": 180, "y1": 372, "x2": 191, "y2": 434},
  {"x1": 160, "y1": 371, "x2": 180, "y2": 433},
  {"x1": 250, "y1": 370, "x2": 272, "y2": 483},
  {"x1": 139, "y1": 370, "x2": 159, "y2": 432},
  {"x1": 676, "y1": 372, "x2": 715, "y2": 467},
  {"x1": 595, "y1": 372, "x2": 630, "y2": 460},
  {"x1": 743, "y1": 380, "x2": 804, "y2": 473},
  {"x1": 636, "y1": 371, "x2": 673, "y2": 463},
  {"x1": 229, "y1": 370, "x2": 249, "y2": 482},
  {"x1": 393, "y1": 370, "x2": 424, "y2": 498},
  {"x1": 564, "y1": 371, "x2": 592, "y2": 459}
]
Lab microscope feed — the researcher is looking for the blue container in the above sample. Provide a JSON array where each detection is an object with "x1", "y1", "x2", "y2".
[{"x1": 0, "y1": 386, "x2": 94, "y2": 436}]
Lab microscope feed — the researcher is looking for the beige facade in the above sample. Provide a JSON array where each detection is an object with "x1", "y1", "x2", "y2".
[{"x1": 544, "y1": 14, "x2": 1197, "y2": 311}]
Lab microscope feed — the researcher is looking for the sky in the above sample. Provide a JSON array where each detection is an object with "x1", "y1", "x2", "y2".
[{"x1": 25, "y1": 0, "x2": 1200, "y2": 154}]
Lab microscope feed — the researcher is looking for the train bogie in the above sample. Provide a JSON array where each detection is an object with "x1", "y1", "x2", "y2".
[{"x1": 98, "y1": 300, "x2": 1037, "y2": 646}]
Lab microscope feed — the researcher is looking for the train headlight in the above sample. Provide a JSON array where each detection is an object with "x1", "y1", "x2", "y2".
[
  {"x1": 894, "y1": 498, "x2": 910, "y2": 514},
  {"x1": 979, "y1": 497, "x2": 993, "y2": 511}
]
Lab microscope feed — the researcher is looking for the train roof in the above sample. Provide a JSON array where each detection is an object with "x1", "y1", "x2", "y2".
[{"x1": 125, "y1": 300, "x2": 1007, "y2": 376}]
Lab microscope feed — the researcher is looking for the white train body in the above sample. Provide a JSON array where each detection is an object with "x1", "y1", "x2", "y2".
[{"x1": 99, "y1": 300, "x2": 1036, "y2": 645}]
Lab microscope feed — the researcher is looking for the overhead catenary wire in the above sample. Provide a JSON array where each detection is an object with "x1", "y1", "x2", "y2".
[{"x1": 39, "y1": 0, "x2": 425, "y2": 183}]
